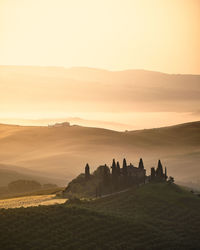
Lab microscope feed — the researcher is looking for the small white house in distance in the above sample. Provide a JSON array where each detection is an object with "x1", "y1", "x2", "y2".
[{"x1": 48, "y1": 122, "x2": 70, "y2": 128}]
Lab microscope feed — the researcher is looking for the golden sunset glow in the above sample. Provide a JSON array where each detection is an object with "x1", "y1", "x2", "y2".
[
  {"x1": 1, "y1": 2, "x2": 200, "y2": 246},
  {"x1": 0, "y1": 0, "x2": 200, "y2": 128},
  {"x1": 0, "y1": 0, "x2": 199, "y2": 74}
]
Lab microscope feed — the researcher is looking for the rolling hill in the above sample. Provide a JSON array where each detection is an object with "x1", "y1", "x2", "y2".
[
  {"x1": 0, "y1": 163, "x2": 65, "y2": 187},
  {"x1": 1, "y1": 66, "x2": 200, "y2": 113},
  {"x1": 0, "y1": 121, "x2": 200, "y2": 186},
  {"x1": 0, "y1": 183, "x2": 199, "y2": 249}
]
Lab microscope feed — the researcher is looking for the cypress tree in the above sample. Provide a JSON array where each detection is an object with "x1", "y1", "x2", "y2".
[
  {"x1": 111, "y1": 158, "x2": 116, "y2": 175},
  {"x1": 85, "y1": 163, "x2": 90, "y2": 180},
  {"x1": 122, "y1": 158, "x2": 128, "y2": 176},
  {"x1": 151, "y1": 167, "x2": 156, "y2": 181},
  {"x1": 138, "y1": 158, "x2": 144, "y2": 169},
  {"x1": 116, "y1": 161, "x2": 121, "y2": 175},
  {"x1": 156, "y1": 160, "x2": 164, "y2": 180}
]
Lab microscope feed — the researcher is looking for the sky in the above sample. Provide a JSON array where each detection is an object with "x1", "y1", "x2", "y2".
[{"x1": 0, "y1": 0, "x2": 200, "y2": 74}]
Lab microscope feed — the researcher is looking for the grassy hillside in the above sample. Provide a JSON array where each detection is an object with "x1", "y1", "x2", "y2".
[
  {"x1": 0, "y1": 121, "x2": 200, "y2": 185},
  {"x1": 0, "y1": 183, "x2": 199, "y2": 250}
]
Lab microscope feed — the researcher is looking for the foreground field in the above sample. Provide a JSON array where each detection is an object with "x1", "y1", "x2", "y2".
[
  {"x1": 0, "y1": 183, "x2": 200, "y2": 250},
  {"x1": 0, "y1": 186, "x2": 64, "y2": 200},
  {"x1": 0, "y1": 195, "x2": 67, "y2": 209}
]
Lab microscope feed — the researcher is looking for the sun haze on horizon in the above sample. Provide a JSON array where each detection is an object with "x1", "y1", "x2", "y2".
[{"x1": 0, "y1": 0, "x2": 199, "y2": 74}]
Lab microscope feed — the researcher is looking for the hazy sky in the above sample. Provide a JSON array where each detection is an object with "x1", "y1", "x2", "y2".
[{"x1": 0, "y1": 0, "x2": 199, "y2": 74}]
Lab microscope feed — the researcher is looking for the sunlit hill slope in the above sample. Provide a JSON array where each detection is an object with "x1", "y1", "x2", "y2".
[{"x1": 0, "y1": 121, "x2": 200, "y2": 186}]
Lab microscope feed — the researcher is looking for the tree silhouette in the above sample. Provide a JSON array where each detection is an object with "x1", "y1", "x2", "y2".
[
  {"x1": 122, "y1": 158, "x2": 128, "y2": 176},
  {"x1": 111, "y1": 158, "x2": 117, "y2": 176},
  {"x1": 85, "y1": 163, "x2": 90, "y2": 180},
  {"x1": 156, "y1": 160, "x2": 164, "y2": 179},
  {"x1": 138, "y1": 158, "x2": 144, "y2": 169},
  {"x1": 151, "y1": 167, "x2": 156, "y2": 181},
  {"x1": 116, "y1": 161, "x2": 121, "y2": 176}
]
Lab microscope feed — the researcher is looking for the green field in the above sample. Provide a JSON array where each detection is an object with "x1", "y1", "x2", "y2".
[{"x1": 0, "y1": 183, "x2": 200, "y2": 250}]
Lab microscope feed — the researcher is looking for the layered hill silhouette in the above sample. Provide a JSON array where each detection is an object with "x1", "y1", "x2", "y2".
[
  {"x1": 0, "y1": 117, "x2": 133, "y2": 131},
  {"x1": 1, "y1": 66, "x2": 200, "y2": 115},
  {"x1": 0, "y1": 121, "x2": 200, "y2": 186},
  {"x1": 0, "y1": 163, "x2": 63, "y2": 187}
]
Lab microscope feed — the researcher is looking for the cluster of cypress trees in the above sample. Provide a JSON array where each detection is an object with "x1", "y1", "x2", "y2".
[
  {"x1": 150, "y1": 160, "x2": 168, "y2": 181},
  {"x1": 81, "y1": 158, "x2": 170, "y2": 197}
]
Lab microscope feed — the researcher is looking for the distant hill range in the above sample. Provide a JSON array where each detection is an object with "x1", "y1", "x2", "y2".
[
  {"x1": 0, "y1": 66, "x2": 200, "y2": 114},
  {"x1": 0, "y1": 121, "x2": 200, "y2": 187},
  {"x1": 0, "y1": 117, "x2": 135, "y2": 131}
]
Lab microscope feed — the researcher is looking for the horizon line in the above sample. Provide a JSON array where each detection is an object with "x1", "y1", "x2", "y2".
[
  {"x1": 0, "y1": 120, "x2": 200, "y2": 133},
  {"x1": 0, "y1": 64, "x2": 200, "y2": 76}
]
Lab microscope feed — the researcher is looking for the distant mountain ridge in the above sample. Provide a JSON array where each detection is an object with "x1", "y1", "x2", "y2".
[{"x1": 1, "y1": 65, "x2": 200, "y2": 114}]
